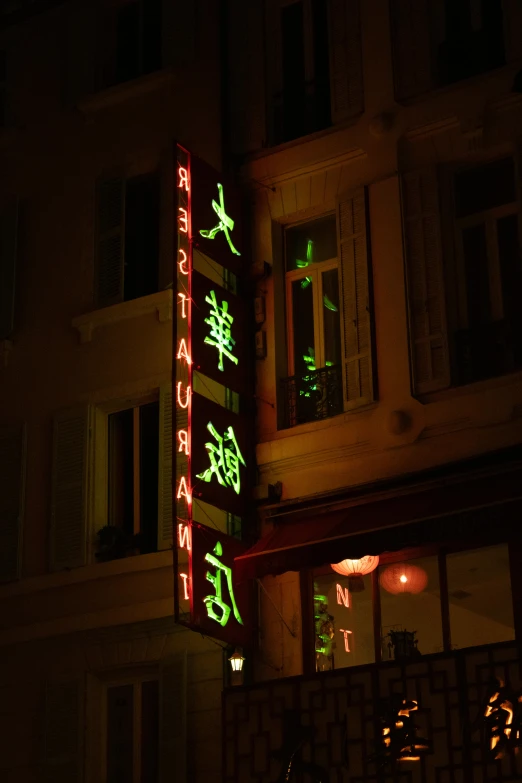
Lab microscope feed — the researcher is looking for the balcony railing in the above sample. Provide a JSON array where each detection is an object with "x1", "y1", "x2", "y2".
[{"x1": 281, "y1": 364, "x2": 343, "y2": 429}]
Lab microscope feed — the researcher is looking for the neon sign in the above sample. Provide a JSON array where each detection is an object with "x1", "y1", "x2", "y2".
[
  {"x1": 199, "y1": 182, "x2": 240, "y2": 256},
  {"x1": 204, "y1": 290, "x2": 238, "y2": 371},
  {"x1": 196, "y1": 422, "x2": 246, "y2": 494},
  {"x1": 204, "y1": 541, "x2": 244, "y2": 627}
]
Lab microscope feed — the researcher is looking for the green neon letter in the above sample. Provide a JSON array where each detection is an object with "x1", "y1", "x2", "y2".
[
  {"x1": 203, "y1": 290, "x2": 238, "y2": 371},
  {"x1": 199, "y1": 183, "x2": 240, "y2": 256},
  {"x1": 204, "y1": 542, "x2": 243, "y2": 626},
  {"x1": 196, "y1": 422, "x2": 246, "y2": 495}
]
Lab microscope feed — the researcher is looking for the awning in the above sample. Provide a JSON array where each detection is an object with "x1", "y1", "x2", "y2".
[{"x1": 236, "y1": 456, "x2": 522, "y2": 581}]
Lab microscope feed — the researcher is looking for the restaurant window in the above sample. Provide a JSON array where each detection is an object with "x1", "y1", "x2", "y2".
[
  {"x1": 450, "y1": 157, "x2": 522, "y2": 385},
  {"x1": 446, "y1": 544, "x2": 515, "y2": 649},
  {"x1": 311, "y1": 543, "x2": 515, "y2": 671}
]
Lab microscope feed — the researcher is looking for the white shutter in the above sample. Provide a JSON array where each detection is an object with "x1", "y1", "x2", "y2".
[
  {"x1": 390, "y1": 0, "x2": 432, "y2": 101},
  {"x1": 402, "y1": 169, "x2": 450, "y2": 394},
  {"x1": 0, "y1": 199, "x2": 18, "y2": 340},
  {"x1": 0, "y1": 424, "x2": 25, "y2": 583},
  {"x1": 43, "y1": 679, "x2": 83, "y2": 783},
  {"x1": 158, "y1": 384, "x2": 173, "y2": 551},
  {"x1": 337, "y1": 188, "x2": 375, "y2": 407},
  {"x1": 51, "y1": 407, "x2": 90, "y2": 571},
  {"x1": 160, "y1": 651, "x2": 187, "y2": 783},
  {"x1": 503, "y1": 0, "x2": 522, "y2": 63},
  {"x1": 328, "y1": 0, "x2": 364, "y2": 124},
  {"x1": 95, "y1": 177, "x2": 125, "y2": 309}
]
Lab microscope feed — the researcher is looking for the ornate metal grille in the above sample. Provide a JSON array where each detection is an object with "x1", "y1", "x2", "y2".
[{"x1": 281, "y1": 364, "x2": 343, "y2": 429}]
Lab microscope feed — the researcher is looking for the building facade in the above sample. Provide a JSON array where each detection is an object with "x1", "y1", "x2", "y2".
[{"x1": 224, "y1": 1, "x2": 522, "y2": 781}]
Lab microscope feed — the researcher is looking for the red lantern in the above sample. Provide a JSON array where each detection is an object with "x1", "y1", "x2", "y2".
[
  {"x1": 331, "y1": 556, "x2": 379, "y2": 592},
  {"x1": 379, "y1": 563, "x2": 428, "y2": 595}
]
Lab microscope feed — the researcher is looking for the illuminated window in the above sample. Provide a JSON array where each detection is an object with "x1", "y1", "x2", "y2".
[
  {"x1": 96, "y1": 172, "x2": 160, "y2": 308},
  {"x1": 450, "y1": 158, "x2": 522, "y2": 385},
  {"x1": 447, "y1": 544, "x2": 515, "y2": 650},
  {"x1": 282, "y1": 215, "x2": 343, "y2": 427},
  {"x1": 106, "y1": 400, "x2": 159, "y2": 557},
  {"x1": 105, "y1": 676, "x2": 159, "y2": 783}
]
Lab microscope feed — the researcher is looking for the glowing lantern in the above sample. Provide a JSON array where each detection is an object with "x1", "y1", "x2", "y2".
[
  {"x1": 380, "y1": 563, "x2": 428, "y2": 595},
  {"x1": 331, "y1": 555, "x2": 379, "y2": 592},
  {"x1": 228, "y1": 648, "x2": 245, "y2": 673}
]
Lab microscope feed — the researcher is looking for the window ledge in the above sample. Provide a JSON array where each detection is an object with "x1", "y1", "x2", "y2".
[
  {"x1": 0, "y1": 549, "x2": 173, "y2": 599},
  {"x1": 77, "y1": 68, "x2": 175, "y2": 114},
  {"x1": 72, "y1": 289, "x2": 173, "y2": 343},
  {"x1": 418, "y1": 369, "x2": 522, "y2": 405}
]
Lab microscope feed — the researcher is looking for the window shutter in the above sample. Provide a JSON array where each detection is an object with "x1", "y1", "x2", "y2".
[
  {"x1": 337, "y1": 188, "x2": 375, "y2": 408},
  {"x1": 328, "y1": 0, "x2": 364, "y2": 124},
  {"x1": 159, "y1": 651, "x2": 187, "y2": 783},
  {"x1": 503, "y1": 0, "x2": 522, "y2": 63},
  {"x1": 43, "y1": 679, "x2": 83, "y2": 783},
  {"x1": 402, "y1": 169, "x2": 450, "y2": 394},
  {"x1": 0, "y1": 425, "x2": 25, "y2": 583},
  {"x1": 95, "y1": 177, "x2": 125, "y2": 309},
  {"x1": 0, "y1": 199, "x2": 18, "y2": 340},
  {"x1": 390, "y1": 0, "x2": 432, "y2": 101},
  {"x1": 158, "y1": 384, "x2": 173, "y2": 551},
  {"x1": 50, "y1": 407, "x2": 90, "y2": 571}
]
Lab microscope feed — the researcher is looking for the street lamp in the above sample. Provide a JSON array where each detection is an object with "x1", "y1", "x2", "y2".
[{"x1": 228, "y1": 648, "x2": 245, "y2": 673}]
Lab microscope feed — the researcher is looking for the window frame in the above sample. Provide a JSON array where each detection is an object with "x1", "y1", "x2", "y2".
[{"x1": 304, "y1": 538, "x2": 519, "y2": 674}]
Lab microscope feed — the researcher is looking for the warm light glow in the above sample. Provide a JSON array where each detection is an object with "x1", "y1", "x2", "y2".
[
  {"x1": 331, "y1": 556, "x2": 379, "y2": 577},
  {"x1": 177, "y1": 338, "x2": 191, "y2": 364},
  {"x1": 339, "y1": 628, "x2": 352, "y2": 652},
  {"x1": 177, "y1": 382, "x2": 191, "y2": 409},
  {"x1": 178, "y1": 166, "x2": 189, "y2": 191},
  {"x1": 178, "y1": 292, "x2": 188, "y2": 318},
  {"x1": 177, "y1": 476, "x2": 191, "y2": 503},
  {"x1": 400, "y1": 574, "x2": 408, "y2": 583},
  {"x1": 336, "y1": 583, "x2": 350, "y2": 608},
  {"x1": 178, "y1": 248, "x2": 189, "y2": 275},
  {"x1": 178, "y1": 429, "x2": 189, "y2": 455},
  {"x1": 228, "y1": 648, "x2": 245, "y2": 673},
  {"x1": 380, "y1": 564, "x2": 428, "y2": 594},
  {"x1": 180, "y1": 572, "x2": 190, "y2": 600},
  {"x1": 178, "y1": 523, "x2": 191, "y2": 551},
  {"x1": 178, "y1": 207, "x2": 188, "y2": 233}
]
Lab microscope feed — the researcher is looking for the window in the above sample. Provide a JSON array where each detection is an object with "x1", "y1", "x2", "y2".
[
  {"x1": 105, "y1": 676, "x2": 159, "y2": 783},
  {"x1": 310, "y1": 543, "x2": 516, "y2": 672},
  {"x1": 283, "y1": 215, "x2": 343, "y2": 427},
  {"x1": 266, "y1": 0, "x2": 363, "y2": 145},
  {"x1": 96, "y1": 172, "x2": 160, "y2": 309},
  {"x1": 103, "y1": 400, "x2": 159, "y2": 558},
  {"x1": 0, "y1": 52, "x2": 6, "y2": 128},
  {"x1": 450, "y1": 158, "x2": 522, "y2": 385},
  {"x1": 100, "y1": 0, "x2": 162, "y2": 89},
  {"x1": 436, "y1": 0, "x2": 505, "y2": 86}
]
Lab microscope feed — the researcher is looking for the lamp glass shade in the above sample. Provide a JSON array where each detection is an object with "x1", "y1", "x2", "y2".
[
  {"x1": 331, "y1": 555, "x2": 379, "y2": 578},
  {"x1": 379, "y1": 563, "x2": 428, "y2": 594},
  {"x1": 228, "y1": 649, "x2": 245, "y2": 672}
]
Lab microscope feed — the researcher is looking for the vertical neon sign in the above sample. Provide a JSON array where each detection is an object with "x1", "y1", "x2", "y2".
[{"x1": 176, "y1": 145, "x2": 192, "y2": 614}]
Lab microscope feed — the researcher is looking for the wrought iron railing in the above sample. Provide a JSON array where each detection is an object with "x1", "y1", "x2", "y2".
[{"x1": 281, "y1": 364, "x2": 343, "y2": 429}]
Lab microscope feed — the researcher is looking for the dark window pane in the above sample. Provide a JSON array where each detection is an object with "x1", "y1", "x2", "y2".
[
  {"x1": 286, "y1": 215, "x2": 337, "y2": 272},
  {"x1": 379, "y1": 555, "x2": 443, "y2": 658},
  {"x1": 462, "y1": 223, "x2": 490, "y2": 327},
  {"x1": 322, "y1": 269, "x2": 341, "y2": 367},
  {"x1": 498, "y1": 215, "x2": 522, "y2": 329},
  {"x1": 107, "y1": 684, "x2": 134, "y2": 783},
  {"x1": 116, "y1": 2, "x2": 140, "y2": 84},
  {"x1": 291, "y1": 278, "x2": 315, "y2": 377},
  {"x1": 142, "y1": 0, "x2": 162, "y2": 74},
  {"x1": 140, "y1": 401, "x2": 159, "y2": 554},
  {"x1": 124, "y1": 174, "x2": 160, "y2": 302},
  {"x1": 109, "y1": 409, "x2": 134, "y2": 536},
  {"x1": 311, "y1": 0, "x2": 331, "y2": 131},
  {"x1": 454, "y1": 158, "x2": 515, "y2": 218},
  {"x1": 141, "y1": 680, "x2": 159, "y2": 783},
  {"x1": 447, "y1": 545, "x2": 515, "y2": 650},
  {"x1": 313, "y1": 572, "x2": 374, "y2": 671},
  {"x1": 281, "y1": 1, "x2": 306, "y2": 142}
]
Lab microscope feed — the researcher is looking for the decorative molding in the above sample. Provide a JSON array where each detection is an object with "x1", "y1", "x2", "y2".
[
  {"x1": 258, "y1": 439, "x2": 374, "y2": 477},
  {"x1": 418, "y1": 417, "x2": 472, "y2": 440},
  {"x1": 71, "y1": 289, "x2": 173, "y2": 343},
  {"x1": 403, "y1": 116, "x2": 460, "y2": 142},
  {"x1": 250, "y1": 147, "x2": 367, "y2": 191}
]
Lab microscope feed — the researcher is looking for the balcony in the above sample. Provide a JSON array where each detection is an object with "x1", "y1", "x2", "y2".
[
  {"x1": 281, "y1": 365, "x2": 343, "y2": 429},
  {"x1": 223, "y1": 640, "x2": 521, "y2": 782}
]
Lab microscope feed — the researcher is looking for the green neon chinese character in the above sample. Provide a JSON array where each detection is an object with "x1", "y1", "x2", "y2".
[
  {"x1": 204, "y1": 290, "x2": 238, "y2": 371},
  {"x1": 199, "y1": 183, "x2": 240, "y2": 256},
  {"x1": 196, "y1": 422, "x2": 246, "y2": 495},
  {"x1": 204, "y1": 541, "x2": 243, "y2": 626}
]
